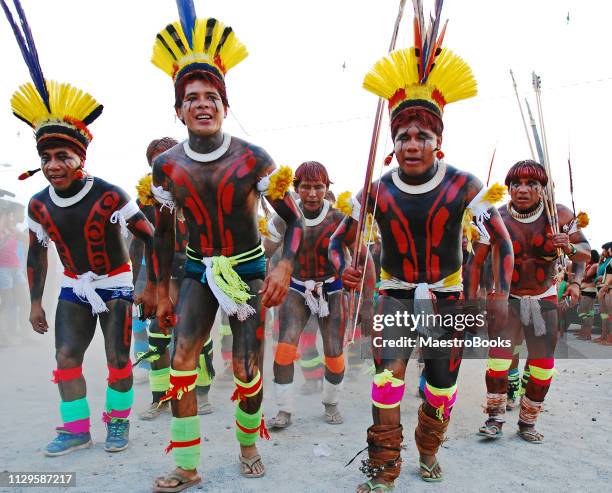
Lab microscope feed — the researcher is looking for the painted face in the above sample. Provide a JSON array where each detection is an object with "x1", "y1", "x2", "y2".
[
  {"x1": 509, "y1": 177, "x2": 543, "y2": 212},
  {"x1": 175, "y1": 79, "x2": 226, "y2": 136},
  {"x1": 40, "y1": 146, "x2": 82, "y2": 191},
  {"x1": 296, "y1": 179, "x2": 328, "y2": 213},
  {"x1": 393, "y1": 124, "x2": 442, "y2": 177}
]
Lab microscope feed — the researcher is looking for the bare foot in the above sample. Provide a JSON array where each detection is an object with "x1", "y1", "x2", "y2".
[
  {"x1": 239, "y1": 444, "x2": 265, "y2": 477},
  {"x1": 419, "y1": 453, "x2": 442, "y2": 481},
  {"x1": 153, "y1": 467, "x2": 201, "y2": 492}
]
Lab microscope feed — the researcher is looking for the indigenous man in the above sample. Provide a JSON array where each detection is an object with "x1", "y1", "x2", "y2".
[
  {"x1": 596, "y1": 244, "x2": 612, "y2": 344},
  {"x1": 575, "y1": 250, "x2": 599, "y2": 340},
  {"x1": 3, "y1": 3, "x2": 156, "y2": 456},
  {"x1": 264, "y1": 161, "x2": 348, "y2": 429},
  {"x1": 150, "y1": 10, "x2": 302, "y2": 491},
  {"x1": 132, "y1": 137, "x2": 215, "y2": 420},
  {"x1": 332, "y1": 6, "x2": 513, "y2": 489},
  {"x1": 474, "y1": 160, "x2": 590, "y2": 442}
]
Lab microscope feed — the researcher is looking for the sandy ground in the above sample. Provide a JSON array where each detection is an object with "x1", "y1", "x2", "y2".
[{"x1": 1, "y1": 322, "x2": 611, "y2": 493}]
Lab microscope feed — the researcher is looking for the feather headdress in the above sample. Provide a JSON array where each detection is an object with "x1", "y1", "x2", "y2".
[
  {"x1": 363, "y1": 0, "x2": 476, "y2": 121},
  {"x1": 152, "y1": 0, "x2": 248, "y2": 85},
  {"x1": 2, "y1": 0, "x2": 102, "y2": 173}
]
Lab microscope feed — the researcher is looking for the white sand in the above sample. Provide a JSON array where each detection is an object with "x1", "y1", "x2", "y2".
[{"x1": 1, "y1": 324, "x2": 610, "y2": 493}]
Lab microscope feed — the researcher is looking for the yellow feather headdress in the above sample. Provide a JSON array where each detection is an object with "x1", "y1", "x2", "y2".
[
  {"x1": 11, "y1": 80, "x2": 103, "y2": 155},
  {"x1": 152, "y1": 16, "x2": 248, "y2": 85},
  {"x1": 363, "y1": 1, "x2": 476, "y2": 121}
]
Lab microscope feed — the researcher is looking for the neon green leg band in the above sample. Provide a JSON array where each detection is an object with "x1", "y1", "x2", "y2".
[
  {"x1": 60, "y1": 398, "x2": 90, "y2": 423},
  {"x1": 235, "y1": 405, "x2": 262, "y2": 446},
  {"x1": 170, "y1": 416, "x2": 200, "y2": 470},
  {"x1": 150, "y1": 367, "x2": 170, "y2": 392},
  {"x1": 106, "y1": 387, "x2": 134, "y2": 413},
  {"x1": 196, "y1": 337, "x2": 214, "y2": 387},
  {"x1": 299, "y1": 355, "x2": 323, "y2": 368}
]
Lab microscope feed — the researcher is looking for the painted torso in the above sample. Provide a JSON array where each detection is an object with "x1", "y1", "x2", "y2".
[
  {"x1": 273, "y1": 201, "x2": 344, "y2": 281},
  {"x1": 154, "y1": 137, "x2": 272, "y2": 257},
  {"x1": 367, "y1": 163, "x2": 479, "y2": 284},
  {"x1": 499, "y1": 205, "x2": 558, "y2": 296},
  {"x1": 28, "y1": 177, "x2": 131, "y2": 275}
]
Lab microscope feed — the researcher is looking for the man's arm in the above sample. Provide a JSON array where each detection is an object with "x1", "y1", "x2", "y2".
[
  {"x1": 483, "y1": 210, "x2": 513, "y2": 298},
  {"x1": 26, "y1": 227, "x2": 49, "y2": 334},
  {"x1": 152, "y1": 159, "x2": 177, "y2": 328},
  {"x1": 464, "y1": 241, "x2": 491, "y2": 300},
  {"x1": 555, "y1": 205, "x2": 590, "y2": 263},
  {"x1": 127, "y1": 209, "x2": 157, "y2": 318}
]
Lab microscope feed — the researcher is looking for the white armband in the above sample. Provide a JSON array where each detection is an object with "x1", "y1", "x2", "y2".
[{"x1": 27, "y1": 217, "x2": 50, "y2": 247}]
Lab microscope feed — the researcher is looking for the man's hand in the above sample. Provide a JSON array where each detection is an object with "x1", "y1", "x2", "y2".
[
  {"x1": 260, "y1": 260, "x2": 291, "y2": 307},
  {"x1": 548, "y1": 232, "x2": 570, "y2": 251},
  {"x1": 565, "y1": 283, "x2": 580, "y2": 306},
  {"x1": 341, "y1": 266, "x2": 363, "y2": 291},
  {"x1": 135, "y1": 282, "x2": 157, "y2": 320},
  {"x1": 156, "y1": 296, "x2": 176, "y2": 330},
  {"x1": 30, "y1": 303, "x2": 48, "y2": 334},
  {"x1": 486, "y1": 291, "x2": 509, "y2": 332}
]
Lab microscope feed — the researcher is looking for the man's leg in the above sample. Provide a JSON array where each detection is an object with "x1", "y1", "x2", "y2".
[
  {"x1": 576, "y1": 294, "x2": 595, "y2": 340},
  {"x1": 416, "y1": 316, "x2": 465, "y2": 482},
  {"x1": 45, "y1": 300, "x2": 97, "y2": 456},
  {"x1": 99, "y1": 298, "x2": 134, "y2": 452},
  {"x1": 230, "y1": 278, "x2": 272, "y2": 477},
  {"x1": 154, "y1": 278, "x2": 218, "y2": 490},
  {"x1": 517, "y1": 302, "x2": 558, "y2": 443},
  {"x1": 297, "y1": 316, "x2": 324, "y2": 394},
  {"x1": 480, "y1": 306, "x2": 520, "y2": 435},
  {"x1": 218, "y1": 311, "x2": 234, "y2": 380},
  {"x1": 356, "y1": 294, "x2": 410, "y2": 493},
  {"x1": 268, "y1": 290, "x2": 310, "y2": 429},
  {"x1": 318, "y1": 291, "x2": 346, "y2": 424}
]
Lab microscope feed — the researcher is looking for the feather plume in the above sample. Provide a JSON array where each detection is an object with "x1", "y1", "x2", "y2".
[
  {"x1": 576, "y1": 211, "x2": 589, "y2": 228},
  {"x1": 334, "y1": 191, "x2": 354, "y2": 217},
  {"x1": 176, "y1": 0, "x2": 196, "y2": 49},
  {"x1": 136, "y1": 174, "x2": 156, "y2": 206},
  {"x1": 11, "y1": 80, "x2": 103, "y2": 130},
  {"x1": 1, "y1": 0, "x2": 50, "y2": 112}
]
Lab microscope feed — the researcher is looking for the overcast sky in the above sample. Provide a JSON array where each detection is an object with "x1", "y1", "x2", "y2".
[{"x1": 1, "y1": 0, "x2": 610, "y2": 248}]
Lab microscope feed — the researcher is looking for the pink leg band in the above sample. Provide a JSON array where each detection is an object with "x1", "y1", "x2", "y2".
[
  {"x1": 424, "y1": 386, "x2": 457, "y2": 421},
  {"x1": 371, "y1": 382, "x2": 406, "y2": 408},
  {"x1": 64, "y1": 418, "x2": 90, "y2": 434}
]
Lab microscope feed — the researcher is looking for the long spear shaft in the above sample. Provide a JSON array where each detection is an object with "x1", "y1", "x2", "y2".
[
  {"x1": 525, "y1": 98, "x2": 544, "y2": 165},
  {"x1": 509, "y1": 69, "x2": 535, "y2": 160},
  {"x1": 348, "y1": 0, "x2": 406, "y2": 340}
]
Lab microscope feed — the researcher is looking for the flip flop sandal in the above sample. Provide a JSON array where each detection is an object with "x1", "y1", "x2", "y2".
[
  {"x1": 362, "y1": 479, "x2": 394, "y2": 491},
  {"x1": 268, "y1": 413, "x2": 292, "y2": 429},
  {"x1": 153, "y1": 472, "x2": 201, "y2": 493},
  {"x1": 478, "y1": 422, "x2": 504, "y2": 438},
  {"x1": 420, "y1": 461, "x2": 443, "y2": 482},
  {"x1": 239, "y1": 454, "x2": 266, "y2": 478},
  {"x1": 517, "y1": 429, "x2": 544, "y2": 444}
]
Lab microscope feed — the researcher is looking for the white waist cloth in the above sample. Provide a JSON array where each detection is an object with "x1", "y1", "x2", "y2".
[
  {"x1": 510, "y1": 284, "x2": 557, "y2": 337},
  {"x1": 290, "y1": 276, "x2": 340, "y2": 318},
  {"x1": 378, "y1": 274, "x2": 463, "y2": 336},
  {"x1": 61, "y1": 270, "x2": 134, "y2": 314}
]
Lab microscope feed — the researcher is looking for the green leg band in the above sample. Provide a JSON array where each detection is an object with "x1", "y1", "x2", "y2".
[
  {"x1": 149, "y1": 367, "x2": 170, "y2": 392},
  {"x1": 106, "y1": 387, "x2": 134, "y2": 412},
  {"x1": 60, "y1": 397, "x2": 90, "y2": 423},
  {"x1": 299, "y1": 355, "x2": 323, "y2": 369},
  {"x1": 235, "y1": 405, "x2": 262, "y2": 446},
  {"x1": 219, "y1": 324, "x2": 232, "y2": 337},
  {"x1": 171, "y1": 416, "x2": 200, "y2": 470}
]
